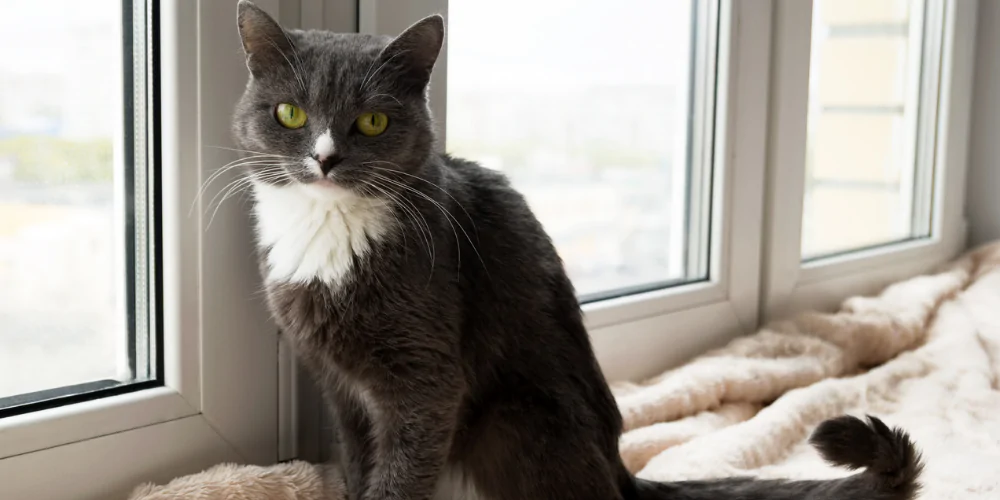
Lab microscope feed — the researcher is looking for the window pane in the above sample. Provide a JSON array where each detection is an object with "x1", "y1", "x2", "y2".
[
  {"x1": 801, "y1": 0, "x2": 930, "y2": 259},
  {"x1": 0, "y1": 0, "x2": 156, "y2": 413},
  {"x1": 446, "y1": 0, "x2": 712, "y2": 299}
]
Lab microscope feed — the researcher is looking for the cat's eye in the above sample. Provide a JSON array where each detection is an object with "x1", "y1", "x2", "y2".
[
  {"x1": 275, "y1": 103, "x2": 307, "y2": 129},
  {"x1": 355, "y1": 112, "x2": 389, "y2": 137}
]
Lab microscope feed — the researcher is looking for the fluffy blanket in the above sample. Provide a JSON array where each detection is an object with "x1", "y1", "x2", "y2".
[{"x1": 129, "y1": 243, "x2": 1000, "y2": 499}]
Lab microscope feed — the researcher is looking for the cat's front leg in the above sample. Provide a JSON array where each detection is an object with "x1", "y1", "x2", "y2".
[
  {"x1": 329, "y1": 394, "x2": 373, "y2": 500},
  {"x1": 363, "y1": 370, "x2": 464, "y2": 500}
]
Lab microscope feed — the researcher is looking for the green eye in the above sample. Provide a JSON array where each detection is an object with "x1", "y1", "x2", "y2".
[
  {"x1": 275, "y1": 103, "x2": 307, "y2": 129},
  {"x1": 355, "y1": 112, "x2": 389, "y2": 137}
]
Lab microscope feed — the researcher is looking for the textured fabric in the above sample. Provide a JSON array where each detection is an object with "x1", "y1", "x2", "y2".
[
  {"x1": 127, "y1": 461, "x2": 341, "y2": 500},
  {"x1": 128, "y1": 243, "x2": 1000, "y2": 499},
  {"x1": 616, "y1": 242, "x2": 1000, "y2": 498}
]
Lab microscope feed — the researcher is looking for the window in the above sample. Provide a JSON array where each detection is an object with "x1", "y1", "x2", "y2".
[
  {"x1": 763, "y1": 0, "x2": 967, "y2": 322},
  {"x1": 366, "y1": 0, "x2": 973, "y2": 380},
  {"x1": 1, "y1": 1, "x2": 978, "y2": 497},
  {"x1": 801, "y1": 0, "x2": 932, "y2": 259},
  {"x1": 0, "y1": 0, "x2": 159, "y2": 415},
  {"x1": 446, "y1": 0, "x2": 714, "y2": 300},
  {"x1": 362, "y1": 0, "x2": 758, "y2": 383},
  {"x1": 0, "y1": 2, "x2": 280, "y2": 498}
]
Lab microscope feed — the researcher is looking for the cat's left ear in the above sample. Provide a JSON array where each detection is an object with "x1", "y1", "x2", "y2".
[
  {"x1": 378, "y1": 14, "x2": 445, "y2": 92},
  {"x1": 237, "y1": 0, "x2": 294, "y2": 78}
]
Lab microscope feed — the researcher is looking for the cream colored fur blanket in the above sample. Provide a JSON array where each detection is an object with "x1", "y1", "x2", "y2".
[{"x1": 129, "y1": 243, "x2": 1000, "y2": 499}]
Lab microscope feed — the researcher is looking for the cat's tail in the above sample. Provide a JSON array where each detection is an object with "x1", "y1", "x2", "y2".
[{"x1": 628, "y1": 415, "x2": 923, "y2": 500}]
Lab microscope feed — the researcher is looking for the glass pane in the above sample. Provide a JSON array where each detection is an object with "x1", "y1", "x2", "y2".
[
  {"x1": 801, "y1": 0, "x2": 930, "y2": 259},
  {"x1": 446, "y1": 0, "x2": 711, "y2": 299},
  {"x1": 0, "y1": 0, "x2": 155, "y2": 413}
]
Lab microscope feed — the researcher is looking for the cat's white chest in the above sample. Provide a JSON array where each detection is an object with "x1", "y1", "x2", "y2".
[{"x1": 251, "y1": 181, "x2": 391, "y2": 286}]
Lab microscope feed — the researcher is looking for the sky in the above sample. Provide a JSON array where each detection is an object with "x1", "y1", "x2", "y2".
[
  {"x1": 0, "y1": 1, "x2": 120, "y2": 138},
  {"x1": 448, "y1": 0, "x2": 694, "y2": 90}
]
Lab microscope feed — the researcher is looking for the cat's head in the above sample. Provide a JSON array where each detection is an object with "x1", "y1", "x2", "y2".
[{"x1": 232, "y1": 0, "x2": 443, "y2": 193}]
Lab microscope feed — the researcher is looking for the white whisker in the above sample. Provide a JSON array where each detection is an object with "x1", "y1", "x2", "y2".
[
  {"x1": 192, "y1": 159, "x2": 289, "y2": 215},
  {"x1": 357, "y1": 180, "x2": 409, "y2": 255},
  {"x1": 370, "y1": 172, "x2": 463, "y2": 274},
  {"x1": 262, "y1": 35, "x2": 307, "y2": 94},
  {"x1": 364, "y1": 162, "x2": 480, "y2": 242},
  {"x1": 363, "y1": 93, "x2": 403, "y2": 107},
  {"x1": 368, "y1": 177, "x2": 437, "y2": 274},
  {"x1": 206, "y1": 167, "x2": 288, "y2": 229},
  {"x1": 367, "y1": 169, "x2": 489, "y2": 278},
  {"x1": 205, "y1": 145, "x2": 295, "y2": 158},
  {"x1": 359, "y1": 49, "x2": 410, "y2": 94}
]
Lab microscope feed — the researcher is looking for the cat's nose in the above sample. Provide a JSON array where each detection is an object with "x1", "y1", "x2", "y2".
[{"x1": 313, "y1": 153, "x2": 344, "y2": 175}]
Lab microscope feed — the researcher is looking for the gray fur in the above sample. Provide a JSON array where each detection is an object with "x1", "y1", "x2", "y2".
[{"x1": 232, "y1": 2, "x2": 924, "y2": 499}]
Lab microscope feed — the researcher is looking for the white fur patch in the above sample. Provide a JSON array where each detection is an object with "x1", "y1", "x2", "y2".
[
  {"x1": 349, "y1": 383, "x2": 380, "y2": 421},
  {"x1": 314, "y1": 129, "x2": 335, "y2": 160},
  {"x1": 434, "y1": 466, "x2": 485, "y2": 500},
  {"x1": 251, "y1": 180, "x2": 390, "y2": 286},
  {"x1": 305, "y1": 130, "x2": 336, "y2": 177}
]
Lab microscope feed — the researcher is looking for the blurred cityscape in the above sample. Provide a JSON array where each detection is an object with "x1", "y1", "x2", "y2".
[
  {"x1": 447, "y1": 0, "x2": 696, "y2": 296},
  {"x1": 0, "y1": 1, "x2": 124, "y2": 399},
  {"x1": 448, "y1": 87, "x2": 688, "y2": 296}
]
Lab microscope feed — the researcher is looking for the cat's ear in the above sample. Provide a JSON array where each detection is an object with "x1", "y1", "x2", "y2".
[
  {"x1": 237, "y1": 0, "x2": 293, "y2": 78},
  {"x1": 378, "y1": 14, "x2": 445, "y2": 92}
]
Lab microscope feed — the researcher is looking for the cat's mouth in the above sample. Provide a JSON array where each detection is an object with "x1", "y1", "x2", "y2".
[
  {"x1": 301, "y1": 158, "x2": 342, "y2": 188},
  {"x1": 298, "y1": 158, "x2": 366, "y2": 198},
  {"x1": 297, "y1": 178, "x2": 358, "y2": 202}
]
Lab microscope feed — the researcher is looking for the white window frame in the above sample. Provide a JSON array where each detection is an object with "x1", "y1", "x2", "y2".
[
  {"x1": 0, "y1": 2, "x2": 282, "y2": 498},
  {"x1": 361, "y1": 0, "x2": 772, "y2": 383},
  {"x1": 763, "y1": 0, "x2": 977, "y2": 321}
]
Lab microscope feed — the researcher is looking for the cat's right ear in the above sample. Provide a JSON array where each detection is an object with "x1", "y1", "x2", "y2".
[
  {"x1": 376, "y1": 14, "x2": 445, "y2": 93},
  {"x1": 237, "y1": 0, "x2": 293, "y2": 78}
]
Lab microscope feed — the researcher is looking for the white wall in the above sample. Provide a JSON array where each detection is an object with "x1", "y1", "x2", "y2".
[{"x1": 968, "y1": 0, "x2": 1000, "y2": 247}]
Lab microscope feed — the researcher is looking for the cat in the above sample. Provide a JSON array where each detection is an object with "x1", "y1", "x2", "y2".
[{"x1": 232, "y1": 2, "x2": 923, "y2": 499}]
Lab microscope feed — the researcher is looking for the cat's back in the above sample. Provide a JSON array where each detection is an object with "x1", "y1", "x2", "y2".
[
  {"x1": 436, "y1": 153, "x2": 572, "y2": 316},
  {"x1": 436, "y1": 153, "x2": 589, "y2": 365},
  {"x1": 436, "y1": 154, "x2": 623, "y2": 467},
  {"x1": 439, "y1": 154, "x2": 561, "y2": 268}
]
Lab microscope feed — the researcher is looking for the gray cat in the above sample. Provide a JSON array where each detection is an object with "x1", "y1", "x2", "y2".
[{"x1": 232, "y1": 2, "x2": 923, "y2": 499}]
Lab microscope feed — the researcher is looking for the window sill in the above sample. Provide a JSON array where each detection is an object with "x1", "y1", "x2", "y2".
[{"x1": 0, "y1": 386, "x2": 196, "y2": 460}]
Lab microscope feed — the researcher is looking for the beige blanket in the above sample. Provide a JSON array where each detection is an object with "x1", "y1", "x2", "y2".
[
  {"x1": 130, "y1": 243, "x2": 1000, "y2": 499},
  {"x1": 616, "y1": 242, "x2": 1000, "y2": 497}
]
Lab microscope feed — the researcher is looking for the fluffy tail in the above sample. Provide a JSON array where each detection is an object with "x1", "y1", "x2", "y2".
[{"x1": 629, "y1": 415, "x2": 923, "y2": 500}]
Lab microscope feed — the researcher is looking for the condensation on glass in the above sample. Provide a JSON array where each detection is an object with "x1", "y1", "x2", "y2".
[
  {"x1": 801, "y1": 0, "x2": 933, "y2": 259},
  {"x1": 446, "y1": 0, "x2": 715, "y2": 300},
  {"x1": 0, "y1": 0, "x2": 157, "y2": 412}
]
